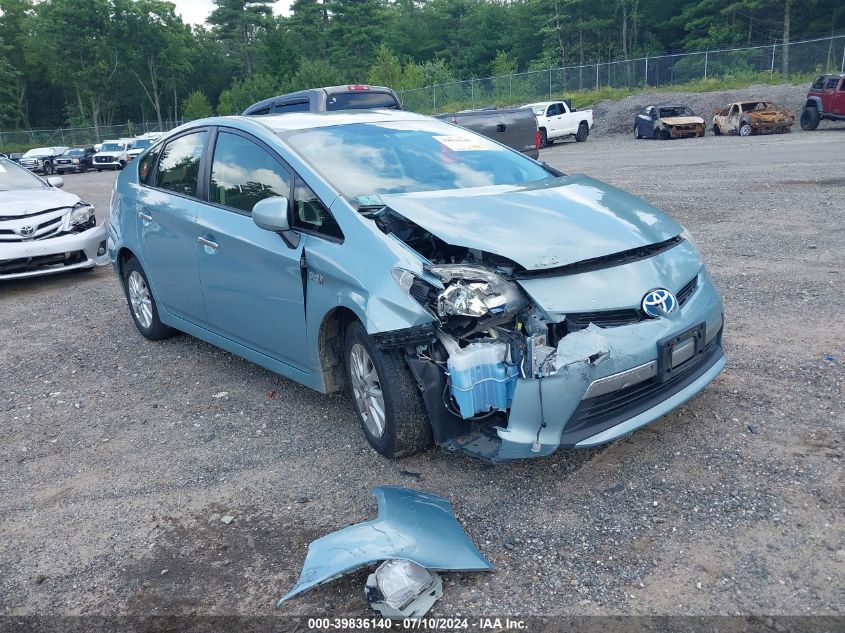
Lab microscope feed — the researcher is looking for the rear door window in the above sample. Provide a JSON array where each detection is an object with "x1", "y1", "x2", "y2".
[
  {"x1": 155, "y1": 131, "x2": 207, "y2": 197},
  {"x1": 826, "y1": 78, "x2": 839, "y2": 90},
  {"x1": 209, "y1": 130, "x2": 292, "y2": 215},
  {"x1": 326, "y1": 91, "x2": 399, "y2": 110},
  {"x1": 811, "y1": 76, "x2": 825, "y2": 90}
]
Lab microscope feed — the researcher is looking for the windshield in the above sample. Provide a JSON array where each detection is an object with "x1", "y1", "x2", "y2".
[
  {"x1": 131, "y1": 139, "x2": 153, "y2": 149},
  {"x1": 659, "y1": 107, "x2": 695, "y2": 118},
  {"x1": 64, "y1": 148, "x2": 86, "y2": 156},
  {"x1": 0, "y1": 158, "x2": 48, "y2": 191},
  {"x1": 101, "y1": 143, "x2": 125, "y2": 152},
  {"x1": 326, "y1": 91, "x2": 400, "y2": 111},
  {"x1": 284, "y1": 120, "x2": 552, "y2": 202}
]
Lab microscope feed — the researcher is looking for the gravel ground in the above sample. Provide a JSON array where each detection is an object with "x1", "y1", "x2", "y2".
[{"x1": 1, "y1": 126, "x2": 843, "y2": 620}]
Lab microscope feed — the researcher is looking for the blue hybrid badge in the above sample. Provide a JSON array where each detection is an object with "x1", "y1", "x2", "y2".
[{"x1": 642, "y1": 288, "x2": 678, "y2": 318}]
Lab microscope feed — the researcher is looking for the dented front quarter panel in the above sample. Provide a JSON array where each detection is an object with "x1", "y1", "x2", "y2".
[{"x1": 277, "y1": 486, "x2": 494, "y2": 605}]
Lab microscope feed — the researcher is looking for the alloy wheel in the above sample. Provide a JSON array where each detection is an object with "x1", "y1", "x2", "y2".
[
  {"x1": 349, "y1": 343, "x2": 386, "y2": 438},
  {"x1": 127, "y1": 270, "x2": 153, "y2": 329}
]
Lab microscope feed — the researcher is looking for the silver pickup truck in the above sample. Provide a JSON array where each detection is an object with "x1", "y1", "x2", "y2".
[{"x1": 435, "y1": 107, "x2": 540, "y2": 159}]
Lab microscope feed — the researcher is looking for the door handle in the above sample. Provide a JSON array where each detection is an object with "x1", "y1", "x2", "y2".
[
  {"x1": 138, "y1": 211, "x2": 152, "y2": 222},
  {"x1": 197, "y1": 237, "x2": 219, "y2": 250}
]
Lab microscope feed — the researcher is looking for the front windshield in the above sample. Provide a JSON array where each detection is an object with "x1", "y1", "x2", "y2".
[
  {"x1": 659, "y1": 107, "x2": 695, "y2": 118},
  {"x1": 23, "y1": 148, "x2": 52, "y2": 157},
  {"x1": 284, "y1": 120, "x2": 552, "y2": 203},
  {"x1": 64, "y1": 148, "x2": 85, "y2": 156},
  {"x1": 101, "y1": 143, "x2": 125, "y2": 152},
  {"x1": 131, "y1": 139, "x2": 153, "y2": 149},
  {"x1": 0, "y1": 158, "x2": 47, "y2": 191}
]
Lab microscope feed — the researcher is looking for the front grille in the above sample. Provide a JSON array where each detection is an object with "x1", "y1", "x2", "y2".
[
  {"x1": 56, "y1": 159, "x2": 71, "y2": 165},
  {"x1": 561, "y1": 336, "x2": 723, "y2": 444},
  {"x1": 94, "y1": 156, "x2": 114, "y2": 163},
  {"x1": 676, "y1": 275, "x2": 698, "y2": 306},
  {"x1": 0, "y1": 212, "x2": 67, "y2": 242},
  {"x1": 0, "y1": 250, "x2": 87, "y2": 275},
  {"x1": 549, "y1": 274, "x2": 700, "y2": 341}
]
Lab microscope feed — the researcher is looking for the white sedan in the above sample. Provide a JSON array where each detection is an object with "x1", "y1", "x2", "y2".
[{"x1": 0, "y1": 157, "x2": 108, "y2": 280}]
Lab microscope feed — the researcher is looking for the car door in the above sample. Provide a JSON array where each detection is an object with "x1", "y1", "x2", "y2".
[
  {"x1": 137, "y1": 128, "x2": 209, "y2": 324},
  {"x1": 545, "y1": 103, "x2": 563, "y2": 137},
  {"x1": 832, "y1": 78, "x2": 845, "y2": 115},
  {"x1": 193, "y1": 127, "x2": 310, "y2": 369}
]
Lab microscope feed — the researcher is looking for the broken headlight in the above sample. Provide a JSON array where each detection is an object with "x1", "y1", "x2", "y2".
[
  {"x1": 429, "y1": 264, "x2": 522, "y2": 318},
  {"x1": 69, "y1": 202, "x2": 96, "y2": 227}
]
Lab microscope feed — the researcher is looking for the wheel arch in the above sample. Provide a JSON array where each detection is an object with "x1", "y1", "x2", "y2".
[
  {"x1": 317, "y1": 306, "x2": 362, "y2": 393},
  {"x1": 803, "y1": 96, "x2": 822, "y2": 112}
]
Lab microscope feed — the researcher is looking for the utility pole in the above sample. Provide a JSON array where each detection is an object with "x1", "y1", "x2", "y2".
[
  {"x1": 644, "y1": 53, "x2": 648, "y2": 87},
  {"x1": 704, "y1": 49, "x2": 709, "y2": 79},
  {"x1": 770, "y1": 44, "x2": 776, "y2": 75}
]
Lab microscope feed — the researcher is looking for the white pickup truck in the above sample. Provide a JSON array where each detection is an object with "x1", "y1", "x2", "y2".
[{"x1": 525, "y1": 100, "x2": 593, "y2": 147}]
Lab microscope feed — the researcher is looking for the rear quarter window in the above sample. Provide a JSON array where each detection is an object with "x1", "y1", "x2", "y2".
[
  {"x1": 326, "y1": 92, "x2": 399, "y2": 111},
  {"x1": 811, "y1": 77, "x2": 825, "y2": 90}
]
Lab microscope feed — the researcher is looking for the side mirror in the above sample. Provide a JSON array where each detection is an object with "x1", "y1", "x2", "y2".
[
  {"x1": 253, "y1": 196, "x2": 300, "y2": 248},
  {"x1": 253, "y1": 196, "x2": 290, "y2": 232},
  {"x1": 47, "y1": 176, "x2": 64, "y2": 188}
]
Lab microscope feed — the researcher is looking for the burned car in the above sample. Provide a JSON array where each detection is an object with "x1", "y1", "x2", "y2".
[
  {"x1": 712, "y1": 101, "x2": 794, "y2": 136},
  {"x1": 0, "y1": 157, "x2": 108, "y2": 279},
  {"x1": 634, "y1": 104, "x2": 705, "y2": 139},
  {"x1": 109, "y1": 111, "x2": 725, "y2": 462}
]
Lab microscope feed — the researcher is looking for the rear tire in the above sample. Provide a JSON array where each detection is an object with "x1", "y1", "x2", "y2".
[
  {"x1": 122, "y1": 256, "x2": 176, "y2": 341},
  {"x1": 575, "y1": 121, "x2": 589, "y2": 142},
  {"x1": 800, "y1": 107, "x2": 820, "y2": 131},
  {"x1": 345, "y1": 321, "x2": 433, "y2": 459},
  {"x1": 739, "y1": 122, "x2": 752, "y2": 137}
]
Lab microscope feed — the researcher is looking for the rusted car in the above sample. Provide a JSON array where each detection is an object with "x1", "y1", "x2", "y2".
[
  {"x1": 712, "y1": 101, "x2": 794, "y2": 136},
  {"x1": 634, "y1": 104, "x2": 705, "y2": 140}
]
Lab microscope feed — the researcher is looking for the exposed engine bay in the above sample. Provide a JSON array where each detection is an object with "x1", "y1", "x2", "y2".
[{"x1": 373, "y1": 207, "x2": 579, "y2": 422}]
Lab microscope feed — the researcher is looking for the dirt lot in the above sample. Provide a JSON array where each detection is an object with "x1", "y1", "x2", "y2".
[{"x1": 1, "y1": 128, "x2": 843, "y2": 620}]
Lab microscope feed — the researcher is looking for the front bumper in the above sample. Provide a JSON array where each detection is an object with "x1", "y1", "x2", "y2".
[
  {"x1": 668, "y1": 124, "x2": 705, "y2": 138},
  {"x1": 0, "y1": 223, "x2": 109, "y2": 280},
  {"x1": 444, "y1": 270, "x2": 725, "y2": 462}
]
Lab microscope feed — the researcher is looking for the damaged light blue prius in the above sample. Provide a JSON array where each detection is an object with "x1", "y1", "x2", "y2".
[{"x1": 108, "y1": 110, "x2": 725, "y2": 462}]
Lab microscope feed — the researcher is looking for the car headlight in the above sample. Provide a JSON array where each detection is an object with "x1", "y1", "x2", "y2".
[
  {"x1": 429, "y1": 264, "x2": 524, "y2": 318},
  {"x1": 69, "y1": 202, "x2": 96, "y2": 227}
]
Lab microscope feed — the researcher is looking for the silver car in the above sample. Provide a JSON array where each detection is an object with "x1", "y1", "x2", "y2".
[{"x1": 0, "y1": 157, "x2": 108, "y2": 280}]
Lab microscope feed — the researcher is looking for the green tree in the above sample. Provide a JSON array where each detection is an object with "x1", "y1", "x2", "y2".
[
  {"x1": 286, "y1": 58, "x2": 343, "y2": 92},
  {"x1": 209, "y1": 0, "x2": 274, "y2": 76},
  {"x1": 328, "y1": 0, "x2": 386, "y2": 79},
  {"x1": 114, "y1": 0, "x2": 193, "y2": 128},
  {"x1": 367, "y1": 45, "x2": 404, "y2": 89},
  {"x1": 37, "y1": 0, "x2": 121, "y2": 137},
  {"x1": 217, "y1": 73, "x2": 278, "y2": 114},
  {"x1": 288, "y1": 0, "x2": 329, "y2": 61},
  {"x1": 0, "y1": 35, "x2": 19, "y2": 127},
  {"x1": 183, "y1": 90, "x2": 214, "y2": 120},
  {"x1": 0, "y1": 0, "x2": 34, "y2": 127}
]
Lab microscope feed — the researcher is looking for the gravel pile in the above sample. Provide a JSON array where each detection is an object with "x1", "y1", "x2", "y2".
[{"x1": 587, "y1": 83, "x2": 812, "y2": 136}]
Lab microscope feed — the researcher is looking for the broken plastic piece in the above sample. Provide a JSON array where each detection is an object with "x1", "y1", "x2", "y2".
[
  {"x1": 276, "y1": 487, "x2": 494, "y2": 606},
  {"x1": 365, "y1": 560, "x2": 443, "y2": 618}
]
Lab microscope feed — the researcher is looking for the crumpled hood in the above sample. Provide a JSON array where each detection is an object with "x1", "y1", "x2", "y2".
[
  {"x1": 660, "y1": 116, "x2": 704, "y2": 126},
  {"x1": 0, "y1": 188, "x2": 79, "y2": 218},
  {"x1": 380, "y1": 175, "x2": 683, "y2": 270}
]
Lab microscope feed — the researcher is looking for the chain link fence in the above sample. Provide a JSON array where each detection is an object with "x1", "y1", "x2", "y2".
[
  {"x1": 0, "y1": 120, "x2": 184, "y2": 153},
  {"x1": 400, "y1": 34, "x2": 845, "y2": 113}
]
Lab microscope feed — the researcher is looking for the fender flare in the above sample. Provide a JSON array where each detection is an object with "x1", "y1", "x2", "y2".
[{"x1": 803, "y1": 96, "x2": 823, "y2": 113}]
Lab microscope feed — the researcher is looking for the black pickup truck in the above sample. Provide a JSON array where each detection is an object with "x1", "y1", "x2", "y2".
[{"x1": 435, "y1": 107, "x2": 540, "y2": 159}]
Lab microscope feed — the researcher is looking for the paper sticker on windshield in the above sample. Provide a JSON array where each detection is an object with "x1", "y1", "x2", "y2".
[{"x1": 434, "y1": 135, "x2": 494, "y2": 151}]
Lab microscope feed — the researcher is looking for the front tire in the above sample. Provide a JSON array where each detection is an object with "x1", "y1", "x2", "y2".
[
  {"x1": 345, "y1": 321, "x2": 432, "y2": 459},
  {"x1": 575, "y1": 121, "x2": 589, "y2": 142},
  {"x1": 634, "y1": 125, "x2": 642, "y2": 139},
  {"x1": 800, "y1": 107, "x2": 820, "y2": 131},
  {"x1": 43, "y1": 162, "x2": 54, "y2": 175},
  {"x1": 739, "y1": 122, "x2": 752, "y2": 137},
  {"x1": 122, "y1": 256, "x2": 176, "y2": 341}
]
